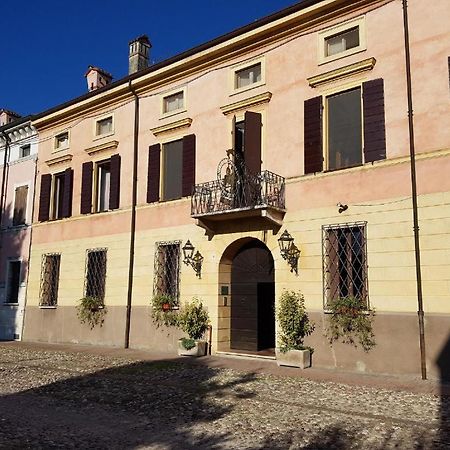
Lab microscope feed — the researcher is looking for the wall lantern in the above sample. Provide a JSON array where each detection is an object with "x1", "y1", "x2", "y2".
[
  {"x1": 278, "y1": 230, "x2": 300, "y2": 274},
  {"x1": 182, "y1": 240, "x2": 204, "y2": 278}
]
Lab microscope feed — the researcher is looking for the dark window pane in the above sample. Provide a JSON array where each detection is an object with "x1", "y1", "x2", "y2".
[
  {"x1": 97, "y1": 161, "x2": 111, "y2": 211},
  {"x1": 328, "y1": 88, "x2": 362, "y2": 170},
  {"x1": 326, "y1": 27, "x2": 359, "y2": 56},
  {"x1": 85, "y1": 250, "x2": 107, "y2": 301},
  {"x1": 154, "y1": 242, "x2": 180, "y2": 302},
  {"x1": 53, "y1": 173, "x2": 65, "y2": 219},
  {"x1": 163, "y1": 140, "x2": 183, "y2": 201},
  {"x1": 6, "y1": 261, "x2": 21, "y2": 303}
]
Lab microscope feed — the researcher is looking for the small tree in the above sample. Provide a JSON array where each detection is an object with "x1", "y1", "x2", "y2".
[
  {"x1": 178, "y1": 298, "x2": 209, "y2": 350},
  {"x1": 276, "y1": 290, "x2": 315, "y2": 353}
]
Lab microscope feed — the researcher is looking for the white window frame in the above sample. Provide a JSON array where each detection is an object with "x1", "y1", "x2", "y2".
[
  {"x1": 5, "y1": 258, "x2": 22, "y2": 304},
  {"x1": 50, "y1": 171, "x2": 66, "y2": 220},
  {"x1": 318, "y1": 16, "x2": 366, "y2": 65},
  {"x1": 94, "y1": 114, "x2": 115, "y2": 140},
  {"x1": 19, "y1": 144, "x2": 31, "y2": 159},
  {"x1": 230, "y1": 57, "x2": 266, "y2": 95},
  {"x1": 160, "y1": 87, "x2": 187, "y2": 119},
  {"x1": 94, "y1": 158, "x2": 112, "y2": 212},
  {"x1": 54, "y1": 130, "x2": 70, "y2": 151}
]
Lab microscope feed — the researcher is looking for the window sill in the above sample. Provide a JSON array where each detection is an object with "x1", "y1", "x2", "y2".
[
  {"x1": 159, "y1": 108, "x2": 187, "y2": 120},
  {"x1": 93, "y1": 131, "x2": 115, "y2": 142},
  {"x1": 8, "y1": 224, "x2": 28, "y2": 230},
  {"x1": 3, "y1": 303, "x2": 19, "y2": 306},
  {"x1": 230, "y1": 80, "x2": 266, "y2": 97},
  {"x1": 39, "y1": 306, "x2": 57, "y2": 309},
  {"x1": 318, "y1": 47, "x2": 367, "y2": 66}
]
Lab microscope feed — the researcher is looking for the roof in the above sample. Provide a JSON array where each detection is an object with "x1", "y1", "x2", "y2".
[
  {"x1": 0, "y1": 108, "x2": 21, "y2": 118},
  {"x1": 33, "y1": 0, "x2": 322, "y2": 121},
  {"x1": 84, "y1": 66, "x2": 113, "y2": 79}
]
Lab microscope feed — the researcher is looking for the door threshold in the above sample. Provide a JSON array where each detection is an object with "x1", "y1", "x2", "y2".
[{"x1": 215, "y1": 350, "x2": 276, "y2": 361}]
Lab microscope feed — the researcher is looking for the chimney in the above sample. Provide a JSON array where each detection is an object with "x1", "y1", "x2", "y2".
[
  {"x1": 0, "y1": 109, "x2": 20, "y2": 126},
  {"x1": 84, "y1": 66, "x2": 113, "y2": 92},
  {"x1": 129, "y1": 35, "x2": 151, "y2": 75}
]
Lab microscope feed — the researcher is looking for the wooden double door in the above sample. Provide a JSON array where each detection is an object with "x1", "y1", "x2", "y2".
[{"x1": 230, "y1": 241, "x2": 275, "y2": 352}]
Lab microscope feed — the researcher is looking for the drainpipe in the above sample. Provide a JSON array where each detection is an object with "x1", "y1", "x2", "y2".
[
  {"x1": 402, "y1": 0, "x2": 427, "y2": 380},
  {"x1": 0, "y1": 131, "x2": 11, "y2": 229},
  {"x1": 124, "y1": 80, "x2": 140, "y2": 349}
]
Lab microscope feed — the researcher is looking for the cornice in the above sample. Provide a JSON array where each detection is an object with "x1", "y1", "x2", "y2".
[
  {"x1": 220, "y1": 92, "x2": 272, "y2": 115},
  {"x1": 150, "y1": 118, "x2": 193, "y2": 136},
  {"x1": 85, "y1": 140, "x2": 119, "y2": 156},
  {"x1": 45, "y1": 153, "x2": 73, "y2": 167},
  {"x1": 307, "y1": 57, "x2": 376, "y2": 87}
]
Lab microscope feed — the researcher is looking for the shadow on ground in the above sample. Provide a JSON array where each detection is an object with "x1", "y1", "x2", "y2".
[{"x1": 0, "y1": 357, "x2": 257, "y2": 449}]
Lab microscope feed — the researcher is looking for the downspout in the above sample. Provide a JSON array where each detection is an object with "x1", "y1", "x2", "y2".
[
  {"x1": 402, "y1": 0, "x2": 427, "y2": 380},
  {"x1": 124, "y1": 80, "x2": 140, "y2": 348},
  {"x1": 0, "y1": 131, "x2": 11, "y2": 229},
  {"x1": 21, "y1": 138, "x2": 39, "y2": 340}
]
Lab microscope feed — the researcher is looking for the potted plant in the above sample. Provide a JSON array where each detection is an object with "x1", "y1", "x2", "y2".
[
  {"x1": 76, "y1": 296, "x2": 107, "y2": 329},
  {"x1": 276, "y1": 290, "x2": 315, "y2": 368},
  {"x1": 151, "y1": 294, "x2": 179, "y2": 328},
  {"x1": 325, "y1": 296, "x2": 375, "y2": 352},
  {"x1": 177, "y1": 298, "x2": 210, "y2": 357}
]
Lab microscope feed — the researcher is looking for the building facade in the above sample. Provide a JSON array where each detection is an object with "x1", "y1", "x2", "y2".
[
  {"x1": 22, "y1": 0, "x2": 450, "y2": 377},
  {"x1": 0, "y1": 115, "x2": 38, "y2": 340}
]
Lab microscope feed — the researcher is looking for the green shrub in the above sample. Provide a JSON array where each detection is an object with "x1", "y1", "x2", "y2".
[
  {"x1": 325, "y1": 296, "x2": 376, "y2": 352},
  {"x1": 180, "y1": 337, "x2": 196, "y2": 350},
  {"x1": 178, "y1": 298, "x2": 209, "y2": 340},
  {"x1": 151, "y1": 294, "x2": 179, "y2": 328},
  {"x1": 276, "y1": 290, "x2": 315, "y2": 353},
  {"x1": 76, "y1": 296, "x2": 107, "y2": 329}
]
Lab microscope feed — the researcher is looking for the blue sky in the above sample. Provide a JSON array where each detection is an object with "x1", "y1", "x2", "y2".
[{"x1": 0, "y1": 0, "x2": 300, "y2": 116}]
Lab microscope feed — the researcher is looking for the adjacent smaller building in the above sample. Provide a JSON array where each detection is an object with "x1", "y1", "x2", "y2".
[{"x1": 0, "y1": 113, "x2": 38, "y2": 340}]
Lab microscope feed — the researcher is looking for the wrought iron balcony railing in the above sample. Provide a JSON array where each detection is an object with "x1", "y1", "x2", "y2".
[{"x1": 191, "y1": 169, "x2": 285, "y2": 217}]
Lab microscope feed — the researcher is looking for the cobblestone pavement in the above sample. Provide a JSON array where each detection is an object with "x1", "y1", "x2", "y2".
[{"x1": 0, "y1": 343, "x2": 449, "y2": 449}]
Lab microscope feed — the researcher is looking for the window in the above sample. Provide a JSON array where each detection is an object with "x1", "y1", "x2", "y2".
[
  {"x1": 95, "y1": 116, "x2": 113, "y2": 136},
  {"x1": 153, "y1": 241, "x2": 181, "y2": 302},
  {"x1": 85, "y1": 249, "x2": 107, "y2": 301},
  {"x1": 5, "y1": 260, "x2": 21, "y2": 304},
  {"x1": 54, "y1": 132, "x2": 69, "y2": 150},
  {"x1": 162, "y1": 139, "x2": 183, "y2": 201},
  {"x1": 327, "y1": 87, "x2": 362, "y2": 170},
  {"x1": 235, "y1": 63, "x2": 262, "y2": 89},
  {"x1": 39, "y1": 254, "x2": 61, "y2": 307},
  {"x1": 19, "y1": 145, "x2": 31, "y2": 158},
  {"x1": 52, "y1": 172, "x2": 66, "y2": 220},
  {"x1": 322, "y1": 222, "x2": 368, "y2": 309},
  {"x1": 13, "y1": 185, "x2": 28, "y2": 226},
  {"x1": 96, "y1": 160, "x2": 111, "y2": 212},
  {"x1": 318, "y1": 16, "x2": 365, "y2": 64},
  {"x1": 325, "y1": 27, "x2": 359, "y2": 57},
  {"x1": 162, "y1": 91, "x2": 184, "y2": 114}
]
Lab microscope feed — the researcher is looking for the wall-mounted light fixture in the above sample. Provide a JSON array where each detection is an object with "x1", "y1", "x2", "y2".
[
  {"x1": 182, "y1": 240, "x2": 204, "y2": 278},
  {"x1": 278, "y1": 230, "x2": 300, "y2": 274},
  {"x1": 337, "y1": 202, "x2": 348, "y2": 214}
]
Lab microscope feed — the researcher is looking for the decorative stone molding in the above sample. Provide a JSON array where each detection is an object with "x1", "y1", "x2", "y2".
[
  {"x1": 84, "y1": 140, "x2": 119, "y2": 156},
  {"x1": 45, "y1": 153, "x2": 73, "y2": 167},
  {"x1": 307, "y1": 58, "x2": 376, "y2": 88},
  {"x1": 151, "y1": 118, "x2": 192, "y2": 136},
  {"x1": 220, "y1": 92, "x2": 272, "y2": 115}
]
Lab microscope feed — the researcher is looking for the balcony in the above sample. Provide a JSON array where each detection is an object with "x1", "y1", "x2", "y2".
[{"x1": 191, "y1": 165, "x2": 286, "y2": 235}]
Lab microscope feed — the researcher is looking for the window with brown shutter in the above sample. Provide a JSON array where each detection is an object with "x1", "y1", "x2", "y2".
[
  {"x1": 322, "y1": 222, "x2": 368, "y2": 309},
  {"x1": 61, "y1": 168, "x2": 73, "y2": 218},
  {"x1": 182, "y1": 134, "x2": 196, "y2": 197},
  {"x1": 243, "y1": 111, "x2": 262, "y2": 175},
  {"x1": 304, "y1": 96, "x2": 323, "y2": 174},
  {"x1": 109, "y1": 154, "x2": 121, "y2": 210},
  {"x1": 38, "y1": 174, "x2": 52, "y2": 222},
  {"x1": 80, "y1": 161, "x2": 93, "y2": 214},
  {"x1": 13, "y1": 185, "x2": 28, "y2": 226},
  {"x1": 147, "y1": 144, "x2": 161, "y2": 203}
]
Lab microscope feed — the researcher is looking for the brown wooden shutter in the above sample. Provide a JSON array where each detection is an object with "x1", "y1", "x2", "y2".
[
  {"x1": 244, "y1": 111, "x2": 262, "y2": 175},
  {"x1": 38, "y1": 174, "x2": 52, "y2": 222},
  {"x1": 304, "y1": 96, "x2": 323, "y2": 174},
  {"x1": 182, "y1": 134, "x2": 196, "y2": 197},
  {"x1": 109, "y1": 154, "x2": 121, "y2": 210},
  {"x1": 13, "y1": 185, "x2": 28, "y2": 225},
  {"x1": 363, "y1": 78, "x2": 386, "y2": 163},
  {"x1": 80, "y1": 161, "x2": 93, "y2": 214},
  {"x1": 147, "y1": 144, "x2": 161, "y2": 203},
  {"x1": 61, "y1": 168, "x2": 73, "y2": 218}
]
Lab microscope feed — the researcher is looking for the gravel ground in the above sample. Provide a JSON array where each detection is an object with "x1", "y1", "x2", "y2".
[{"x1": 0, "y1": 344, "x2": 449, "y2": 449}]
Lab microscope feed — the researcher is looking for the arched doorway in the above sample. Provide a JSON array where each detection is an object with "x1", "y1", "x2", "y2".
[{"x1": 229, "y1": 240, "x2": 275, "y2": 353}]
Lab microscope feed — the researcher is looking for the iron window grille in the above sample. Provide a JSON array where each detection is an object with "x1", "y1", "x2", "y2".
[
  {"x1": 153, "y1": 241, "x2": 181, "y2": 304},
  {"x1": 39, "y1": 253, "x2": 61, "y2": 307},
  {"x1": 84, "y1": 249, "x2": 107, "y2": 302},
  {"x1": 322, "y1": 222, "x2": 368, "y2": 309}
]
